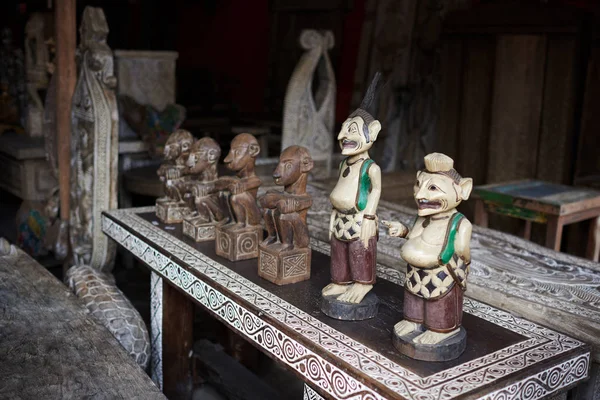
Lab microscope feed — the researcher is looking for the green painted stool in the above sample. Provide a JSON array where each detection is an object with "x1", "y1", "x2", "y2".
[{"x1": 473, "y1": 179, "x2": 600, "y2": 261}]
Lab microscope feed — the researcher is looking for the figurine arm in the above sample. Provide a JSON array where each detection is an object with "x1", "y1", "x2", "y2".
[
  {"x1": 329, "y1": 209, "x2": 336, "y2": 240},
  {"x1": 259, "y1": 191, "x2": 281, "y2": 209},
  {"x1": 454, "y1": 219, "x2": 472, "y2": 264},
  {"x1": 231, "y1": 176, "x2": 262, "y2": 195},
  {"x1": 276, "y1": 195, "x2": 312, "y2": 214},
  {"x1": 359, "y1": 164, "x2": 382, "y2": 248}
]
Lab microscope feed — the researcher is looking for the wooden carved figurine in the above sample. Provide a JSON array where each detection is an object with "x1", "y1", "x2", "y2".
[
  {"x1": 182, "y1": 137, "x2": 229, "y2": 241},
  {"x1": 155, "y1": 129, "x2": 194, "y2": 223},
  {"x1": 215, "y1": 133, "x2": 262, "y2": 261},
  {"x1": 258, "y1": 146, "x2": 314, "y2": 285},
  {"x1": 383, "y1": 153, "x2": 473, "y2": 362},
  {"x1": 321, "y1": 73, "x2": 382, "y2": 320}
]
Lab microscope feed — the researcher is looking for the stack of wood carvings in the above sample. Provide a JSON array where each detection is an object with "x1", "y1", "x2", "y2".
[{"x1": 67, "y1": 6, "x2": 149, "y2": 370}]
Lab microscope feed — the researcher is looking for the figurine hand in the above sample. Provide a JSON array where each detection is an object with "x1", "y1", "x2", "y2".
[
  {"x1": 276, "y1": 199, "x2": 290, "y2": 214},
  {"x1": 329, "y1": 211, "x2": 335, "y2": 240},
  {"x1": 382, "y1": 220, "x2": 409, "y2": 238},
  {"x1": 166, "y1": 168, "x2": 181, "y2": 180},
  {"x1": 228, "y1": 182, "x2": 241, "y2": 195},
  {"x1": 360, "y1": 218, "x2": 377, "y2": 248}
]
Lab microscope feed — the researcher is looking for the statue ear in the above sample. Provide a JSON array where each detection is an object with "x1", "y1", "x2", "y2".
[
  {"x1": 208, "y1": 149, "x2": 218, "y2": 163},
  {"x1": 301, "y1": 156, "x2": 314, "y2": 173},
  {"x1": 368, "y1": 120, "x2": 381, "y2": 142},
  {"x1": 459, "y1": 178, "x2": 473, "y2": 201},
  {"x1": 248, "y1": 144, "x2": 260, "y2": 158}
]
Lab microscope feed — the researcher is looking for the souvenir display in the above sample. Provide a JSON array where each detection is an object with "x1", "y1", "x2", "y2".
[
  {"x1": 321, "y1": 73, "x2": 383, "y2": 320},
  {"x1": 383, "y1": 152, "x2": 473, "y2": 361},
  {"x1": 258, "y1": 145, "x2": 314, "y2": 285},
  {"x1": 214, "y1": 133, "x2": 263, "y2": 261}
]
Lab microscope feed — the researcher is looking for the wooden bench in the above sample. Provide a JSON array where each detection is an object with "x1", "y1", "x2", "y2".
[
  {"x1": 0, "y1": 243, "x2": 165, "y2": 399},
  {"x1": 473, "y1": 179, "x2": 600, "y2": 261}
]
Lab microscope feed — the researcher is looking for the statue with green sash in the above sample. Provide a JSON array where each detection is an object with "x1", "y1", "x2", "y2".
[
  {"x1": 321, "y1": 73, "x2": 383, "y2": 320},
  {"x1": 383, "y1": 152, "x2": 473, "y2": 361}
]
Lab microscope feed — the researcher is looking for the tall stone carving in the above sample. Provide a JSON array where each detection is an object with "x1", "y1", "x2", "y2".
[
  {"x1": 67, "y1": 7, "x2": 150, "y2": 370},
  {"x1": 70, "y1": 7, "x2": 118, "y2": 271},
  {"x1": 282, "y1": 30, "x2": 336, "y2": 175},
  {"x1": 24, "y1": 12, "x2": 53, "y2": 138}
]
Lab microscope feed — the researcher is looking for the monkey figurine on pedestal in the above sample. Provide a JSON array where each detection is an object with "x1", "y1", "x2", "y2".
[
  {"x1": 214, "y1": 133, "x2": 263, "y2": 261},
  {"x1": 156, "y1": 129, "x2": 194, "y2": 223},
  {"x1": 258, "y1": 145, "x2": 314, "y2": 285},
  {"x1": 383, "y1": 152, "x2": 473, "y2": 362},
  {"x1": 182, "y1": 137, "x2": 229, "y2": 241}
]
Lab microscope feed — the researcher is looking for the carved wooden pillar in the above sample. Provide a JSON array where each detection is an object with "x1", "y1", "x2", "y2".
[{"x1": 55, "y1": 0, "x2": 76, "y2": 259}]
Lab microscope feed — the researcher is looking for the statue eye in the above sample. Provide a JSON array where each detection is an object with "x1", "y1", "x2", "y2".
[{"x1": 429, "y1": 185, "x2": 438, "y2": 191}]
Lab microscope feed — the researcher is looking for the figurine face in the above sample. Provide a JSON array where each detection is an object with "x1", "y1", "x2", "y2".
[
  {"x1": 224, "y1": 134, "x2": 259, "y2": 172},
  {"x1": 337, "y1": 116, "x2": 381, "y2": 156},
  {"x1": 163, "y1": 137, "x2": 192, "y2": 160},
  {"x1": 414, "y1": 171, "x2": 472, "y2": 217},
  {"x1": 273, "y1": 146, "x2": 313, "y2": 186},
  {"x1": 186, "y1": 139, "x2": 220, "y2": 174}
]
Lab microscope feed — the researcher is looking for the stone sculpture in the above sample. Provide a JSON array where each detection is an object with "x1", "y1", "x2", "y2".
[
  {"x1": 0, "y1": 27, "x2": 26, "y2": 127},
  {"x1": 282, "y1": 30, "x2": 336, "y2": 175},
  {"x1": 155, "y1": 129, "x2": 194, "y2": 223},
  {"x1": 24, "y1": 12, "x2": 53, "y2": 138},
  {"x1": 67, "y1": 6, "x2": 149, "y2": 369},
  {"x1": 182, "y1": 137, "x2": 229, "y2": 242},
  {"x1": 70, "y1": 6, "x2": 118, "y2": 270},
  {"x1": 321, "y1": 73, "x2": 383, "y2": 320},
  {"x1": 258, "y1": 145, "x2": 314, "y2": 285},
  {"x1": 215, "y1": 133, "x2": 262, "y2": 261},
  {"x1": 383, "y1": 152, "x2": 473, "y2": 361}
]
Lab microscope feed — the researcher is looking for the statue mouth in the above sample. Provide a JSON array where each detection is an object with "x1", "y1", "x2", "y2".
[
  {"x1": 341, "y1": 139, "x2": 357, "y2": 149},
  {"x1": 417, "y1": 199, "x2": 441, "y2": 209}
]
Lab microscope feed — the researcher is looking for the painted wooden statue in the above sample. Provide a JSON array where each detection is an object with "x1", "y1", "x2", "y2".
[
  {"x1": 155, "y1": 129, "x2": 194, "y2": 223},
  {"x1": 215, "y1": 133, "x2": 262, "y2": 261},
  {"x1": 383, "y1": 152, "x2": 473, "y2": 361},
  {"x1": 182, "y1": 137, "x2": 229, "y2": 242},
  {"x1": 321, "y1": 73, "x2": 382, "y2": 320},
  {"x1": 258, "y1": 145, "x2": 314, "y2": 285}
]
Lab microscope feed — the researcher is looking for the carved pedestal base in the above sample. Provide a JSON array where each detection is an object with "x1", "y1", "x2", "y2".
[
  {"x1": 215, "y1": 224, "x2": 262, "y2": 261},
  {"x1": 156, "y1": 201, "x2": 189, "y2": 224},
  {"x1": 321, "y1": 292, "x2": 379, "y2": 321},
  {"x1": 392, "y1": 327, "x2": 466, "y2": 362},
  {"x1": 182, "y1": 215, "x2": 219, "y2": 242},
  {"x1": 258, "y1": 245, "x2": 311, "y2": 285}
]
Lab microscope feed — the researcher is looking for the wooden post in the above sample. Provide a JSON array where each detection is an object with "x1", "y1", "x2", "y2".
[
  {"x1": 54, "y1": 0, "x2": 76, "y2": 231},
  {"x1": 163, "y1": 282, "x2": 194, "y2": 399}
]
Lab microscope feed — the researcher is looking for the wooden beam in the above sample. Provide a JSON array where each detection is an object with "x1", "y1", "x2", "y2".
[{"x1": 54, "y1": 0, "x2": 76, "y2": 224}]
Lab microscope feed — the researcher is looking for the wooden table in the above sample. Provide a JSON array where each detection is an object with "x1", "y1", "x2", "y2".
[
  {"x1": 473, "y1": 180, "x2": 600, "y2": 261},
  {"x1": 102, "y1": 206, "x2": 590, "y2": 400},
  {"x1": 0, "y1": 244, "x2": 164, "y2": 399}
]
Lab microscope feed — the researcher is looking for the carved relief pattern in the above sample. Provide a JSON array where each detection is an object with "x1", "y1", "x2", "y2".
[
  {"x1": 237, "y1": 231, "x2": 258, "y2": 258},
  {"x1": 102, "y1": 208, "x2": 589, "y2": 400},
  {"x1": 70, "y1": 7, "x2": 118, "y2": 272},
  {"x1": 150, "y1": 271, "x2": 163, "y2": 389},
  {"x1": 283, "y1": 253, "x2": 308, "y2": 278},
  {"x1": 303, "y1": 384, "x2": 325, "y2": 400},
  {"x1": 260, "y1": 251, "x2": 277, "y2": 278}
]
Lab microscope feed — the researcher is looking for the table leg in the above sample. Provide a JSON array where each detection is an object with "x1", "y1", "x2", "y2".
[
  {"x1": 586, "y1": 216, "x2": 600, "y2": 262},
  {"x1": 474, "y1": 199, "x2": 489, "y2": 228},
  {"x1": 150, "y1": 272, "x2": 164, "y2": 389},
  {"x1": 303, "y1": 384, "x2": 325, "y2": 400},
  {"x1": 523, "y1": 220, "x2": 532, "y2": 241},
  {"x1": 163, "y1": 275, "x2": 194, "y2": 399},
  {"x1": 545, "y1": 216, "x2": 564, "y2": 252}
]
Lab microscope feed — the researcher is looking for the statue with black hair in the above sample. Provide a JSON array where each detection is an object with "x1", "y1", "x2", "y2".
[{"x1": 321, "y1": 73, "x2": 383, "y2": 320}]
